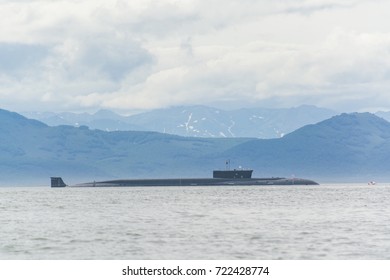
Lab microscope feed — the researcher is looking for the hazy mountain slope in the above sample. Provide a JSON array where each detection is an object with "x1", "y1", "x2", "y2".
[
  {"x1": 2, "y1": 108, "x2": 390, "y2": 185},
  {"x1": 0, "y1": 109, "x2": 250, "y2": 185},
  {"x1": 23, "y1": 105, "x2": 337, "y2": 138},
  {"x1": 375, "y1": 111, "x2": 390, "y2": 122},
  {"x1": 25, "y1": 109, "x2": 144, "y2": 132},
  {"x1": 225, "y1": 113, "x2": 390, "y2": 181}
]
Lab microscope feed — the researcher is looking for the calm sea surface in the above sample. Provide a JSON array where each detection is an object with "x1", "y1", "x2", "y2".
[{"x1": 1, "y1": 184, "x2": 389, "y2": 260}]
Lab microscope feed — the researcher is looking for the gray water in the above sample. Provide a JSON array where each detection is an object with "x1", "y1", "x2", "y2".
[{"x1": 1, "y1": 184, "x2": 389, "y2": 259}]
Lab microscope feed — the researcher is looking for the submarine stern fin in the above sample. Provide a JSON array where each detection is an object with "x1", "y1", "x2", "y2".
[{"x1": 51, "y1": 177, "x2": 67, "y2": 188}]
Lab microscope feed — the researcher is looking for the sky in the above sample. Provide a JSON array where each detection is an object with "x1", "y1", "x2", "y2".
[{"x1": 1, "y1": 0, "x2": 390, "y2": 114}]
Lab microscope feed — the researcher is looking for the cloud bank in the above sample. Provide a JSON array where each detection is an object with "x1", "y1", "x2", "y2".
[{"x1": 1, "y1": 0, "x2": 390, "y2": 112}]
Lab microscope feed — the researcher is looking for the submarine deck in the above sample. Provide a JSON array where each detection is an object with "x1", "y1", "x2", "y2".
[{"x1": 70, "y1": 177, "x2": 319, "y2": 187}]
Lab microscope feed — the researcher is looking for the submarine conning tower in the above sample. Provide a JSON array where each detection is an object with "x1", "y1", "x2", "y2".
[{"x1": 213, "y1": 169, "x2": 253, "y2": 179}]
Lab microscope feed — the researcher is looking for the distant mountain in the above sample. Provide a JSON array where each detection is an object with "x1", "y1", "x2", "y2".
[
  {"x1": 375, "y1": 111, "x2": 390, "y2": 122},
  {"x1": 225, "y1": 113, "x2": 390, "y2": 181},
  {"x1": 2, "y1": 108, "x2": 390, "y2": 185},
  {"x1": 24, "y1": 109, "x2": 144, "y2": 132},
  {"x1": 0, "y1": 108, "x2": 250, "y2": 185},
  {"x1": 23, "y1": 105, "x2": 337, "y2": 138}
]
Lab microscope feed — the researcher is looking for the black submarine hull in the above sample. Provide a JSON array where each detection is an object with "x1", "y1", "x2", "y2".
[{"x1": 51, "y1": 177, "x2": 319, "y2": 187}]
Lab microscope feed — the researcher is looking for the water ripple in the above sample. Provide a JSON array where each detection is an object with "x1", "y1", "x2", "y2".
[{"x1": 1, "y1": 184, "x2": 390, "y2": 259}]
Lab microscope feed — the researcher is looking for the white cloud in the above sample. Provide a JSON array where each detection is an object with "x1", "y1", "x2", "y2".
[{"x1": 1, "y1": 0, "x2": 390, "y2": 112}]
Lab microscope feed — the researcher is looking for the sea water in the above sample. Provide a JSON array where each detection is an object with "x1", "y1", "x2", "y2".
[{"x1": 1, "y1": 184, "x2": 389, "y2": 259}]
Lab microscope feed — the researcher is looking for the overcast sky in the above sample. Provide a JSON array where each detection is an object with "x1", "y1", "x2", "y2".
[{"x1": 1, "y1": 0, "x2": 390, "y2": 113}]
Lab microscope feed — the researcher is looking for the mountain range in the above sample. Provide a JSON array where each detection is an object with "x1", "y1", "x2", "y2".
[
  {"x1": 24, "y1": 105, "x2": 337, "y2": 139},
  {"x1": 2, "y1": 108, "x2": 390, "y2": 185}
]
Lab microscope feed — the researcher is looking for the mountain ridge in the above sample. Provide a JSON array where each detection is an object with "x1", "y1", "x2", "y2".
[
  {"x1": 225, "y1": 112, "x2": 390, "y2": 181},
  {"x1": 23, "y1": 105, "x2": 337, "y2": 138},
  {"x1": 2, "y1": 108, "x2": 390, "y2": 185}
]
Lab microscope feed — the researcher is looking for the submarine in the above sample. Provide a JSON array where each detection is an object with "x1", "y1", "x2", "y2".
[{"x1": 51, "y1": 168, "x2": 319, "y2": 187}]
